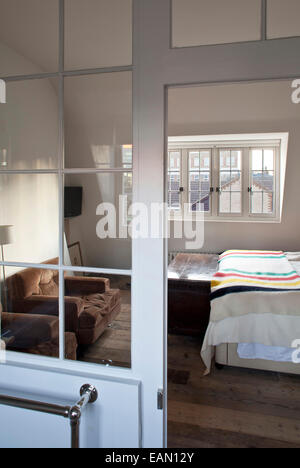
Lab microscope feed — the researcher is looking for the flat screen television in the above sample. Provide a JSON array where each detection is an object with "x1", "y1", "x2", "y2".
[{"x1": 64, "y1": 187, "x2": 83, "y2": 218}]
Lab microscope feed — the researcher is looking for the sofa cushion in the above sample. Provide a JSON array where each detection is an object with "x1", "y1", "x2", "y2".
[
  {"x1": 7, "y1": 268, "x2": 59, "y2": 300},
  {"x1": 82, "y1": 289, "x2": 121, "y2": 310},
  {"x1": 17, "y1": 332, "x2": 78, "y2": 360},
  {"x1": 79, "y1": 303, "x2": 109, "y2": 329},
  {"x1": 2, "y1": 312, "x2": 59, "y2": 348},
  {"x1": 38, "y1": 269, "x2": 59, "y2": 296}
]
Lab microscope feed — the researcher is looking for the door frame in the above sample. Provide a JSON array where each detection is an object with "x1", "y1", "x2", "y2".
[{"x1": 133, "y1": 0, "x2": 300, "y2": 448}]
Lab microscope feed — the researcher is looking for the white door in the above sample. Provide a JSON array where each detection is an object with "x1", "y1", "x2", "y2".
[{"x1": 0, "y1": 0, "x2": 166, "y2": 449}]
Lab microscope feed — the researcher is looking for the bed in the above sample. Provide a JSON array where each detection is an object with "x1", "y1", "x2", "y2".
[{"x1": 201, "y1": 251, "x2": 300, "y2": 376}]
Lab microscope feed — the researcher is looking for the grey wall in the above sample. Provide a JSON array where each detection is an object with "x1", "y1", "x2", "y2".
[{"x1": 168, "y1": 80, "x2": 300, "y2": 254}]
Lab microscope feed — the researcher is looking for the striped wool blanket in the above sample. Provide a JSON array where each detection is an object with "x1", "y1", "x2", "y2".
[
  {"x1": 201, "y1": 250, "x2": 300, "y2": 374},
  {"x1": 210, "y1": 250, "x2": 300, "y2": 322}
]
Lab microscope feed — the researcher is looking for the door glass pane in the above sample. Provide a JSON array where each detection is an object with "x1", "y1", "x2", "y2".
[
  {"x1": 64, "y1": 173, "x2": 132, "y2": 270},
  {"x1": 64, "y1": 72, "x2": 132, "y2": 169},
  {"x1": 64, "y1": 0, "x2": 132, "y2": 70},
  {"x1": 267, "y1": 0, "x2": 300, "y2": 39},
  {"x1": 172, "y1": 0, "x2": 261, "y2": 47},
  {"x1": 0, "y1": 0, "x2": 59, "y2": 77},
  {"x1": 2, "y1": 266, "x2": 60, "y2": 359},
  {"x1": 64, "y1": 271, "x2": 131, "y2": 368},
  {"x1": 0, "y1": 79, "x2": 59, "y2": 171},
  {"x1": 0, "y1": 174, "x2": 59, "y2": 264}
]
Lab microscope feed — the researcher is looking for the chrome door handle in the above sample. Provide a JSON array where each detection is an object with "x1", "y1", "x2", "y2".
[{"x1": 0, "y1": 384, "x2": 98, "y2": 449}]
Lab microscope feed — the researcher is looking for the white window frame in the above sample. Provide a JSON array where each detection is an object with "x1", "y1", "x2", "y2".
[
  {"x1": 167, "y1": 149, "x2": 183, "y2": 214},
  {"x1": 168, "y1": 134, "x2": 285, "y2": 223}
]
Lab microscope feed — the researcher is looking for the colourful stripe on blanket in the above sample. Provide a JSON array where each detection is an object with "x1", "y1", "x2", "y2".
[
  {"x1": 211, "y1": 250, "x2": 300, "y2": 301},
  {"x1": 219, "y1": 250, "x2": 284, "y2": 260}
]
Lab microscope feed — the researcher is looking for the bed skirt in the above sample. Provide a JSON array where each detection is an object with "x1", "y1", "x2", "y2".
[{"x1": 215, "y1": 344, "x2": 300, "y2": 375}]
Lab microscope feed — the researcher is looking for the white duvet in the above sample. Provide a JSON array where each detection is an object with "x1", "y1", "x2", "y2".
[
  {"x1": 237, "y1": 252, "x2": 300, "y2": 362},
  {"x1": 201, "y1": 252, "x2": 300, "y2": 369}
]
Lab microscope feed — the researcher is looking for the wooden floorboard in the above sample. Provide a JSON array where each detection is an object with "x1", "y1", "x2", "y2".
[
  {"x1": 168, "y1": 334, "x2": 300, "y2": 448},
  {"x1": 168, "y1": 422, "x2": 300, "y2": 449}
]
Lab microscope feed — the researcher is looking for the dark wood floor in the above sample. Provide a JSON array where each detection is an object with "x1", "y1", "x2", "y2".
[{"x1": 168, "y1": 334, "x2": 300, "y2": 448}]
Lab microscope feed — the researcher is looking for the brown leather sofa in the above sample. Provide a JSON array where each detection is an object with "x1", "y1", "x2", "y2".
[
  {"x1": 6, "y1": 261, "x2": 121, "y2": 346},
  {"x1": 1, "y1": 304, "x2": 78, "y2": 360}
]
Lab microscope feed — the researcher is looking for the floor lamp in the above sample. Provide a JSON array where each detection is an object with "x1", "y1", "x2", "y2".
[{"x1": 0, "y1": 225, "x2": 14, "y2": 312}]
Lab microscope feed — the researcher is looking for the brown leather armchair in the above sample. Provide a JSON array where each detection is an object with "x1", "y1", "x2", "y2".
[
  {"x1": 6, "y1": 262, "x2": 121, "y2": 346},
  {"x1": 1, "y1": 305, "x2": 77, "y2": 360}
]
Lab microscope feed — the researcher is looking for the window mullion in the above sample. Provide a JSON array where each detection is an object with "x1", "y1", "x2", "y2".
[
  {"x1": 182, "y1": 149, "x2": 188, "y2": 210},
  {"x1": 243, "y1": 148, "x2": 250, "y2": 218},
  {"x1": 275, "y1": 146, "x2": 280, "y2": 219},
  {"x1": 211, "y1": 147, "x2": 218, "y2": 217}
]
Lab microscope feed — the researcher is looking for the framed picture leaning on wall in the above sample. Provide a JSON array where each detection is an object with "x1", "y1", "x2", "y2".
[{"x1": 68, "y1": 241, "x2": 83, "y2": 267}]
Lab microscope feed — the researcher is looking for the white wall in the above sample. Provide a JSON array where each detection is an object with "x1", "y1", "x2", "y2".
[{"x1": 168, "y1": 80, "x2": 300, "y2": 254}]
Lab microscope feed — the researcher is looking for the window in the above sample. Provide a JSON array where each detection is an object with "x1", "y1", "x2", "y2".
[
  {"x1": 168, "y1": 135, "x2": 285, "y2": 222},
  {"x1": 188, "y1": 150, "x2": 211, "y2": 213},
  {"x1": 250, "y1": 148, "x2": 275, "y2": 215}
]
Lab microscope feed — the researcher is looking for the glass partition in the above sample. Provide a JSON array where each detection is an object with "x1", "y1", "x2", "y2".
[
  {"x1": 0, "y1": 174, "x2": 59, "y2": 264},
  {"x1": 64, "y1": 271, "x2": 131, "y2": 368},
  {"x1": 267, "y1": 0, "x2": 300, "y2": 39},
  {"x1": 0, "y1": 0, "x2": 59, "y2": 77},
  {"x1": 172, "y1": 0, "x2": 261, "y2": 48},
  {"x1": 64, "y1": 72, "x2": 132, "y2": 169},
  {"x1": 64, "y1": 0, "x2": 132, "y2": 70},
  {"x1": 64, "y1": 173, "x2": 132, "y2": 270},
  {"x1": 0, "y1": 0, "x2": 133, "y2": 369},
  {"x1": 1, "y1": 265, "x2": 60, "y2": 359}
]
